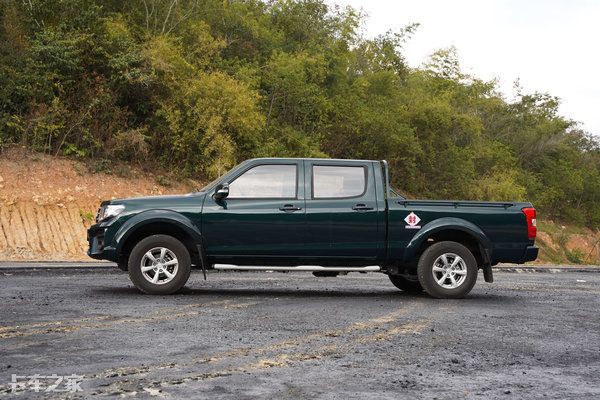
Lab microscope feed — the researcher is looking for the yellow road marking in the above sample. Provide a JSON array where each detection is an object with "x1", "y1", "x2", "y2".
[
  {"x1": 0, "y1": 302, "x2": 442, "y2": 395},
  {"x1": 0, "y1": 300, "x2": 262, "y2": 339},
  {"x1": 0, "y1": 315, "x2": 127, "y2": 333},
  {"x1": 150, "y1": 300, "x2": 230, "y2": 314},
  {"x1": 86, "y1": 303, "x2": 430, "y2": 384}
]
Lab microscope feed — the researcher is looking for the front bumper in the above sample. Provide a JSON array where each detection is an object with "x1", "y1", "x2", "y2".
[{"x1": 87, "y1": 225, "x2": 118, "y2": 262}]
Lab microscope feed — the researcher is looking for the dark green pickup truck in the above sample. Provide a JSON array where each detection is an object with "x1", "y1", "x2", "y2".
[{"x1": 88, "y1": 158, "x2": 538, "y2": 298}]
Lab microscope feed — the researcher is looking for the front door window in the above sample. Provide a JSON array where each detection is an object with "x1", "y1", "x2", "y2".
[{"x1": 229, "y1": 164, "x2": 297, "y2": 199}]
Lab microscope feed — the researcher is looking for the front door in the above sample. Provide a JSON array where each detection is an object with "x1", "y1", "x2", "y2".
[{"x1": 201, "y1": 161, "x2": 305, "y2": 263}]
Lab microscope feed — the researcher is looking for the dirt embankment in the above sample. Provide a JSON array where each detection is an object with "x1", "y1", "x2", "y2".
[
  {"x1": 535, "y1": 225, "x2": 600, "y2": 265},
  {"x1": 0, "y1": 146, "x2": 194, "y2": 260}
]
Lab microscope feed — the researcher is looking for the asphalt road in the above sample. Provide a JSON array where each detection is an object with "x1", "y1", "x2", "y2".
[{"x1": 1, "y1": 267, "x2": 599, "y2": 399}]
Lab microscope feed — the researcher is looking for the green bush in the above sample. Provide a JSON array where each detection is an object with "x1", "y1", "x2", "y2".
[
  {"x1": 155, "y1": 175, "x2": 170, "y2": 186},
  {"x1": 88, "y1": 159, "x2": 112, "y2": 175},
  {"x1": 565, "y1": 249, "x2": 586, "y2": 265}
]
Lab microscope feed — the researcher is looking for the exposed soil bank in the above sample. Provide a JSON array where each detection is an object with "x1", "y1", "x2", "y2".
[{"x1": 0, "y1": 146, "x2": 191, "y2": 260}]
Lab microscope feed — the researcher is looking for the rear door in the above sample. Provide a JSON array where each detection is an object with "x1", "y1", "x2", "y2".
[{"x1": 303, "y1": 160, "x2": 382, "y2": 263}]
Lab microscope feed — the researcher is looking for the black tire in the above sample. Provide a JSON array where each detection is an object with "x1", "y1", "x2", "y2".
[
  {"x1": 117, "y1": 258, "x2": 128, "y2": 272},
  {"x1": 417, "y1": 241, "x2": 477, "y2": 299},
  {"x1": 388, "y1": 275, "x2": 423, "y2": 293},
  {"x1": 128, "y1": 235, "x2": 191, "y2": 295}
]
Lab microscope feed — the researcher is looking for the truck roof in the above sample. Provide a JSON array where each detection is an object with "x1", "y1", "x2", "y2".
[{"x1": 245, "y1": 157, "x2": 381, "y2": 163}]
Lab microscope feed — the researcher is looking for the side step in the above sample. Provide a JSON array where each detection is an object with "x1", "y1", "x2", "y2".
[{"x1": 213, "y1": 264, "x2": 381, "y2": 272}]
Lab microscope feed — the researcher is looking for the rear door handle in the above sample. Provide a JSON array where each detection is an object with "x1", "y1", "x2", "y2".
[
  {"x1": 352, "y1": 204, "x2": 374, "y2": 211},
  {"x1": 279, "y1": 204, "x2": 303, "y2": 212}
]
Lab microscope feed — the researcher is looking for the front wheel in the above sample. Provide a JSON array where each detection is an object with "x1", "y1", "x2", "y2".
[
  {"x1": 128, "y1": 235, "x2": 191, "y2": 295},
  {"x1": 388, "y1": 275, "x2": 423, "y2": 293},
  {"x1": 417, "y1": 241, "x2": 478, "y2": 299}
]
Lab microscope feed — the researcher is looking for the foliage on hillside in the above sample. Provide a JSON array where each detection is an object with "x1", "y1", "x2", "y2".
[{"x1": 1, "y1": 0, "x2": 599, "y2": 227}]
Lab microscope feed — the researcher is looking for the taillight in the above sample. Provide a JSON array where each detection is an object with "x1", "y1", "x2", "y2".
[{"x1": 522, "y1": 207, "x2": 537, "y2": 239}]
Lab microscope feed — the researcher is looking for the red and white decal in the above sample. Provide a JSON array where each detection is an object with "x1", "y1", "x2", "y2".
[{"x1": 404, "y1": 212, "x2": 421, "y2": 229}]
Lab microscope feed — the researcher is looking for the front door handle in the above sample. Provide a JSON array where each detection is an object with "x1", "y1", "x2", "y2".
[
  {"x1": 352, "y1": 204, "x2": 374, "y2": 211},
  {"x1": 279, "y1": 204, "x2": 303, "y2": 212}
]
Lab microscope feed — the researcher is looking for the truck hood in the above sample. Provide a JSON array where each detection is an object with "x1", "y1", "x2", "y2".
[{"x1": 101, "y1": 192, "x2": 206, "y2": 207}]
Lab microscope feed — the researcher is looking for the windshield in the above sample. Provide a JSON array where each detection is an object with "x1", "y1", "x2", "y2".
[{"x1": 199, "y1": 159, "x2": 253, "y2": 192}]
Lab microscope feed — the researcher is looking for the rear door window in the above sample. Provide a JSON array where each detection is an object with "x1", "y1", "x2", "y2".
[{"x1": 312, "y1": 165, "x2": 366, "y2": 199}]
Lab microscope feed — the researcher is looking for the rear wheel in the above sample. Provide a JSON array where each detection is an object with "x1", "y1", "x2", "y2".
[
  {"x1": 128, "y1": 235, "x2": 191, "y2": 295},
  {"x1": 417, "y1": 241, "x2": 477, "y2": 299},
  {"x1": 388, "y1": 275, "x2": 423, "y2": 292}
]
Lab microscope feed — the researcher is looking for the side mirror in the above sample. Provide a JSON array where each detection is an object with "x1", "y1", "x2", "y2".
[{"x1": 214, "y1": 182, "x2": 229, "y2": 200}]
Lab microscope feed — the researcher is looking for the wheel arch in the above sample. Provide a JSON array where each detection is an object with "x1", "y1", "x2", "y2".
[
  {"x1": 114, "y1": 210, "x2": 202, "y2": 269},
  {"x1": 404, "y1": 217, "x2": 492, "y2": 268}
]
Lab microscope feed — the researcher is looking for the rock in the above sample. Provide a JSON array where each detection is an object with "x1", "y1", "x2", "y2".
[{"x1": 143, "y1": 387, "x2": 162, "y2": 396}]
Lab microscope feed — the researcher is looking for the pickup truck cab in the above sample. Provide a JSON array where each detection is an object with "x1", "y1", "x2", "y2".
[{"x1": 88, "y1": 158, "x2": 538, "y2": 298}]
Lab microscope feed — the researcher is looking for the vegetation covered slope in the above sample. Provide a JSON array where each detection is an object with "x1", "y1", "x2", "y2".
[{"x1": 1, "y1": 0, "x2": 599, "y2": 228}]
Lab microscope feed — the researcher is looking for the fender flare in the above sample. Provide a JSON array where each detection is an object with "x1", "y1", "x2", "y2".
[
  {"x1": 403, "y1": 217, "x2": 493, "y2": 267},
  {"x1": 112, "y1": 210, "x2": 203, "y2": 258}
]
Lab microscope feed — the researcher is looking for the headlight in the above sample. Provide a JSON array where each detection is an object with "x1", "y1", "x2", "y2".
[{"x1": 96, "y1": 204, "x2": 125, "y2": 223}]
